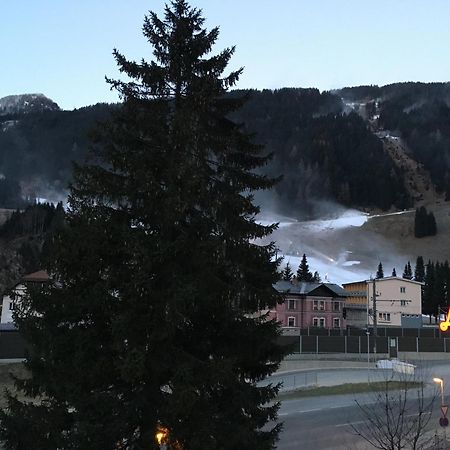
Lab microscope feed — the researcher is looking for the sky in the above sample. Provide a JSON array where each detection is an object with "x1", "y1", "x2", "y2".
[{"x1": 2, "y1": 0, "x2": 450, "y2": 110}]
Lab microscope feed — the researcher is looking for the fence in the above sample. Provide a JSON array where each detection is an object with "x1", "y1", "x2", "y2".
[
  {"x1": 1, "y1": 330, "x2": 450, "y2": 360},
  {"x1": 278, "y1": 335, "x2": 450, "y2": 354},
  {"x1": 282, "y1": 326, "x2": 442, "y2": 338}
]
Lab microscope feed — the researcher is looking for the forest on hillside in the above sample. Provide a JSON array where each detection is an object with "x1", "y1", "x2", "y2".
[
  {"x1": 233, "y1": 88, "x2": 410, "y2": 215},
  {"x1": 340, "y1": 82, "x2": 450, "y2": 200},
  {"x1": 4, "y1": 83, "x2": 450, "y2": 214}
]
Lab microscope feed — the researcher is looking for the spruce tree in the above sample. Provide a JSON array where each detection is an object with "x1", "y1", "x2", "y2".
[
  {"x1": 297, "y1": 254, "x2": 313, "y2": 282},
  {"x1": 312, "y1": 271, "x2": 321, "y2": 282},
  {"x1": 392, "y1": 267, "x2": 397, "y2": 277},
  {"x1": 428, "y1": 210, "x2": 437, "y2": 236},
  {"x1": 423, "y1": 261, "x2": 436, "y2": 321},
  {"x1": 414, "y1": 256, "x2": 425, "y2": 282},
  {"x1": 281, "y1": 262, "x2": 293, "y2": 281},
  {"x1": 402, "y1": 261, "x2": 413, "y2": 279},
  {"x1": 0, "y1": 2, "x2": 286, "y2": 449},
  {"x1": 376, "y1": 262, "x2": 384, "y2": 279}
]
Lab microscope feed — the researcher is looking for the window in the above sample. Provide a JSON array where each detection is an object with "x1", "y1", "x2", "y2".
[
  {"x1": 8, "y1": 302, "x2": 14, "y2": 311},
  {"x1": 400, "y1": 287, "x2": 406, "y2": 293},
  {"x1": 313, "y1": 300, "x2": 325, "y2": 311},
  {"x1": 287, "y1": 316, "x2": 296, "y2": 327},
  {"x1": 400, "y1": 300, "x2": 407, "y2": 306},
  {"x1": 378, "y1": 312, "x2": 391, "y2": 322},
  {"x1": 313, "y1": 317, "x2": 325, "y2": 328},
  {"x1": 333, "y1": 301, "x2": 340, "y2": 312},
  {"x1": 288, "y1": 299, "x2": 297, "y2": 310},
  {"x1": 333, "y1": 318, "x2": 340, "y2": 328}
]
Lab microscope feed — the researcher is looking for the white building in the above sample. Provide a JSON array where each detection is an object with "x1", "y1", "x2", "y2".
[
  {"x1": 343, "y1": 276, "x2": 423, "y2": 328},
  {"x1": 1, "y1": 271, "x2": 49, "y2": 324}
]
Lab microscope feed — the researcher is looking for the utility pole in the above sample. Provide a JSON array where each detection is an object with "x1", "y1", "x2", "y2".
[{"x1": 372, "y1": 277, "x2": 377, "y2": 355}]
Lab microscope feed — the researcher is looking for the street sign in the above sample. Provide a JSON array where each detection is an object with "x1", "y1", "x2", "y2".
[
  {"x1": 440, "y1": 417, "x2": 449, "y2": 427},
  {"x1": 441, "y1": 405, "x2": 449, "y2": 418}
]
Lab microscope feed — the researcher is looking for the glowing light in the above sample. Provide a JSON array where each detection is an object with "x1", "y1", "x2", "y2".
[
  {"x1": 439, "y1": 307, "x2": 450, "y2": 332},
  {"x1": 155, "y1": 425, "x2": 168, "y2": 445},
  {"x1": 434, "y1": 377, "x2": 444, "y2": 385}
]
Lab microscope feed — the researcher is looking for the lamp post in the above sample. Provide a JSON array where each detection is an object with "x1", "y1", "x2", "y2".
[{"x1": 434, "y1": 377, "x2": 445, "y2": 407}]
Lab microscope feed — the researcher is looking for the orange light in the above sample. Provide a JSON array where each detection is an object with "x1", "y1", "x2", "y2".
[
  {"x1": 440, "y1": 307, "x2": 450, "y2": 332},
  {"x1": 155, "y1": 425, "x2": 168, "y2": 444}
]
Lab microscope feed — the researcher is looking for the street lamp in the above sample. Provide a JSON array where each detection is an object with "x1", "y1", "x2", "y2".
[{"x1": 434, "y1": 377, "x2": 444, "y2": 406}]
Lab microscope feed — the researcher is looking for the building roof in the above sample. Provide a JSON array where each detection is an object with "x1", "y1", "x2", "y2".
[
  {"x1": 22, "y1": 270, "x2": 49, "y2": 283},
  {"x1": 274, "y1": 280, "x2": 348, "y2": 297},
  {"x1": 343, "y1": 277, "x2": 424, "y2": 286}
]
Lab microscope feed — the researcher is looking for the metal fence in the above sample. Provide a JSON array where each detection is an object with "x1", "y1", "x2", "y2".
[
  {"x1": 278, "y1": 335, "x2": 450, "y2": 354},
  {"x1": 282, "y1": 326, "x2": 442, "y2": 338}
]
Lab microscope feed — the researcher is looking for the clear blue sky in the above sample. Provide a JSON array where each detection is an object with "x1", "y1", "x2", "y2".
[{"x1": 2, "y1": 0, "x2": 450, "y2": 110}]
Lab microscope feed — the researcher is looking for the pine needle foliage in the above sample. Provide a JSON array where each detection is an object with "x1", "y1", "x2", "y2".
[{"x1": 0, "y1": 2, "x2": 286, "y2": 449}]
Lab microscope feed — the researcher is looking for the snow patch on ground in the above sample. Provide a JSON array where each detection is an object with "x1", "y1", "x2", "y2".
[{"x1": 303, "y1": 209, "x2": 368, "y2": 232}]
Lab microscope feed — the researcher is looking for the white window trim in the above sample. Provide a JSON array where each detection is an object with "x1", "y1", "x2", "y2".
[
  {"x1": 333, "y1": 317, "x2": 340, "y2": 328},
  {"x1": 313, "y1": 316, "x2": 326, "y2": 328},
  {"x1": 287, "y1": 316, "x2": 296, "y2": 327}
]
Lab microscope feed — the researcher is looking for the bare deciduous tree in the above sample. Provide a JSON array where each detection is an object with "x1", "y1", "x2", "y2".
[{"x1": 351, "y1": 376, "x2": 435, "y2": 450}]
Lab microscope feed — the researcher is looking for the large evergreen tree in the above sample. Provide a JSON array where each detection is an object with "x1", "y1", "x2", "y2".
[
  {"x1": 297, "y1": 254, "x2": 313, "y2": 282},
  {"x1": 414, "y1": 256, "x2": 425, "y2": 282},
  {"x1": 0, "y1": 2, "x2": 286, "y2": 449}
]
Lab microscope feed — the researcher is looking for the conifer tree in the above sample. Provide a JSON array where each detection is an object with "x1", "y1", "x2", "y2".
[
  {"x1": 414, "y1": 256, "x2": 425, "y2": 282},
  {"x1": 297, "y1": 254, "x2": 313, "y2": 282},
  {"x1": 423, "y1": 261, "x2": 436, "y2": 322},
  {"x1": 312, "y1": 271, "x2": 321, "y2": 283},
  {"x1": 402, "y1": 261, "x2": 413, "y2": 279},
  {"x1": 376, "y1": 262, "x2": 384, "y2": 279},
  {"x1": 281, "y1": 262, "x2": 293, "y2": 281},
  {"x1": 0, "y1": 2, "x2": 286, "y2": 449},
  {"x1": 392, "y1": 267, "x2": 397, "y2": 277}
]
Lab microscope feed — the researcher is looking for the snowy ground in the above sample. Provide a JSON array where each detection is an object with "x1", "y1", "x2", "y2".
[{"x1": 256, "y1": 208, "x2": 413, "y2": 285}]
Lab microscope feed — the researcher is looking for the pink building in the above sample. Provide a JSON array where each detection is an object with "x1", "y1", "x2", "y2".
[{"x1": 271, "y1": 280, "x2": 347, "y2": 329}]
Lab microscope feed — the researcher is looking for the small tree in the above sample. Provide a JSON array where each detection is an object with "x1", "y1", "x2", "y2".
[
  {"x1": 415, "y1": 206, "x2": 437, "y2": 238},
  {"x1": 351, "y1": 375, "x2": 435, "y2": 450},
  {"x1": 312, "y1": 271, "x2": 321, "y2": 282},
  {"x1": 391, "y1": 268, "x2": 397, "y2": 277},
  {"x1": 376, "y1": 262, "x2": 384, "y2": 279},
  {"x1": 297, "y1": 254, "x2": 313, "y2": 282},
  {"x1": 281, "y1": 262, "x2": 293, "y2": 281},
  {"x1": 403, "y1": 261, "x2": 413, "y2": 280}
]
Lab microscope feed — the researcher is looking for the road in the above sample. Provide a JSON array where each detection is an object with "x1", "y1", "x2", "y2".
[
  {"x1": 277, "y1": 391, "x2": 444, "y2": 449},
  {"x1": 270, "y1": 360, "x2": 450, "y2": 449}
]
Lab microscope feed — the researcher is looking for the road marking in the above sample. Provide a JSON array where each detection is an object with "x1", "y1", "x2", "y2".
[
  {"x1": 335, "y1": 411, "x2": 432, "y2": 428},
  {"x1": 279, "y1": 405, "x2": 345, "y2": 416}
]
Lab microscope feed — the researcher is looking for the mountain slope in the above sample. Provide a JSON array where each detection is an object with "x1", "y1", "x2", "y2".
[{"x1": 0, "y1": 94, "x2": 59, "y2": 115}]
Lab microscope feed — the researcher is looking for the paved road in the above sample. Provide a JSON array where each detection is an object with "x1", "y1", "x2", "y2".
[
  {"x1": 277, "y1": 390, "x2": 444, "y2": 449},
  {"x1": 269, "y1": 360, "x2": 450, "y2": 449}
]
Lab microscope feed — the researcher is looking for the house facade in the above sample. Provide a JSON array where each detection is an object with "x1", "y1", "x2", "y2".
[
  {"x1": 272, "y1": 280, "x2": 348, "y2": 329},
  {"x1": 343, "y1": 277, "x2": 423, "y2": 328},
  {"x1": 1, "y1": 270, "x2": 49, "y2": 324}
]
